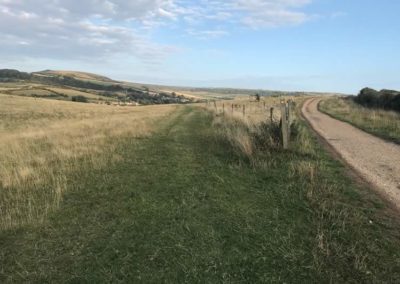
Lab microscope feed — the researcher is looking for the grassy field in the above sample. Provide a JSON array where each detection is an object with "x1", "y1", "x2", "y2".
[
  {"x1": 0, "y1": 94, "x2": 176, "y2": 229},
  {"x1": 1, "y1": 85, "x2": 118, "y2": 103},
  {"x1": 36, "y1": 70, "x2": 113, "y2": 82},
  {"x1": 320, "y1": 97, "x2": 400, "y2": 144},
  {"x1": 1, "y1": 94, "x2": 400, "y2": 282},
  {"x1": 46, "y1": 87, "x2": 115, "y2": 101}
]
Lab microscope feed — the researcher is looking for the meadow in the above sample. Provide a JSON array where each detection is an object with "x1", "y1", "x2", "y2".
[
  {"x1": 1, "y1": 94, "x2": 400, "y2": 282},
  {"x1": 0, "y1": 94, "x2": 176, "y2": 229},
  {"x1": 1, "y1": 84, "x2": 117, "y2": 103},
  {"x1": 320, "y1": 96, "x2": 400, "y2": 144}
]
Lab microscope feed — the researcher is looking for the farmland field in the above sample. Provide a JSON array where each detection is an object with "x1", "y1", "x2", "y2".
[
  {"x1": 2, "y1": 85, "x2": 117, "y2": 102},
  {"x1": 1, "y1": 94, "x2": 400, "y2": 282}
]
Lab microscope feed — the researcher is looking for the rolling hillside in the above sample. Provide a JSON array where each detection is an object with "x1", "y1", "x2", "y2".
[
  {"x1": 0, "y1": 69, "x2": 193, "y2": 105},
  {"x1": 34, "y1": 70, "x2": 114, "y2": 83}
]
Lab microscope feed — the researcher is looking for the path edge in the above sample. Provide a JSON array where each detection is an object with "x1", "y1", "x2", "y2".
[{"x1": 300, "y1": 98, "x2": 400, "y2": 216}]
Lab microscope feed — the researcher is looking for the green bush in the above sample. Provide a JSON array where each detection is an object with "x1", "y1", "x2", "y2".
[
  {"x1": 355, "y1": 87, "x2": 400, "y2": 111},
  {"x1": 71, "y1": 95, "x2": 88, "y2": 103}
]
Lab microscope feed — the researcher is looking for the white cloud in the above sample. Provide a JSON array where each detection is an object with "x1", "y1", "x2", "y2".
[
  {"x1": 0, "y1": 0, "x2": 177, "y2": 63},
  {"x1": 233, "y1": 0, "x2": 312, "y2": 28},
  {"x1": 186, "y1": 29, "x2": 229, "y2": 40},
  {"x1": 0, "y1": 0, "x2": 314, "y2": 65},
  {"x1": 175, "y1": 0, "x2": 313, "y2": 28}
]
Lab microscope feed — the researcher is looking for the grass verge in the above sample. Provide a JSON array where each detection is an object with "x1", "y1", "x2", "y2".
[{"x1": 319, "y1": 97, "x2": 400, "y2": 144}]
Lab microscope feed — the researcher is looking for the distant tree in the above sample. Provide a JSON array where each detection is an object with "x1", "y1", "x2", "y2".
[
  {"x1": 355, "y1": 88, "x2": 380, "y2": 107},
  {"x1": 71, "y1": 95, "x2": 88, "y2": 103}
]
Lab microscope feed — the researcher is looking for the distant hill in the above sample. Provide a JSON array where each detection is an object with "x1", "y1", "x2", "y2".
[
  {"x1": 34, "y1": 70, "x2": 114, "y2": 83},
  {"x1": 0, "y1": 69, "x2": 193, "y2": 105}
]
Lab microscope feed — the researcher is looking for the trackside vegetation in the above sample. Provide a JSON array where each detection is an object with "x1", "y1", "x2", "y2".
[
  {"x1": 320, "y1": 96, "x2": 400, "y2": 144},
  {"x1": 1, "y1": 99, "x2": 400, "y2": 282}
]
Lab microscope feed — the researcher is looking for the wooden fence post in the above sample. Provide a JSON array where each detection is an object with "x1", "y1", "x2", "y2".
[
  {"x1": 222, "y1": 103, "x2": 225, "y2": 115},
  {"x1": 231, "y1": 104, "x2": 234, "y2": 113},
  {"x1": 287, "y1": 100, "x2": 293, "y2": 138},
  {"x1": 270, "y1": 107, "x2": 274, "y2": 123},
  {"x1": 214, "y1": 101, "x2": 217, "y2": 112},
  {"x1": 280, "y1": 102, "x2": 289, "y2": 149},
  {"x1": 243, "y1": 105, "x2": 246, "y2": 117}
]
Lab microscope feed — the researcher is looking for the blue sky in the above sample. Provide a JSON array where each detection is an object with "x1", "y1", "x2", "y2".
[{"x1": 1, "y1": 0, "x2": 399, "y2": 93}]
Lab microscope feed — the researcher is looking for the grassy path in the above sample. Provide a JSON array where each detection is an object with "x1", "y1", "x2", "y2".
[{"x1": 1, "y1": 106, "x2": 400, "y2": 283}]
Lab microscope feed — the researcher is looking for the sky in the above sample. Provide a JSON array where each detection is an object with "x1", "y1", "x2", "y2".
[{"x1": 0, "y1": 0, "x2": 399, "y2": 94}]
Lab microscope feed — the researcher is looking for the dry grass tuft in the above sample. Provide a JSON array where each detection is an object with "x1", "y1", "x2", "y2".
[{"x1": 208, "y1": 96, "x2": 306, "y2": 162}]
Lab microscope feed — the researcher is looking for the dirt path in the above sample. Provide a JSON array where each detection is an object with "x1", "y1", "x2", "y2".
[{"x1": 302, "y1": 98, "x2": 400, "y2": 208}]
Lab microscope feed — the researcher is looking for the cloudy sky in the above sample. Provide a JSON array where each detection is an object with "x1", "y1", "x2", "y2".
[{"x1": 1, "y1": 0, "x2": 399, "y2": 93}]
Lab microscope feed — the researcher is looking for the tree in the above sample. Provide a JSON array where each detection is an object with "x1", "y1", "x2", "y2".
[{"x1": 71, "y1": 95, "x2": 88, "y2": 103}]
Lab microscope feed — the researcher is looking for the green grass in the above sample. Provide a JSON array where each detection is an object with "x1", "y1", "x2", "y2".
[
  {"x1": 1, "y1": 106, "x2": 400, "y2": 282},
  {"x1": 320, "y1": 97, "x2": 400, "y2": 144}
]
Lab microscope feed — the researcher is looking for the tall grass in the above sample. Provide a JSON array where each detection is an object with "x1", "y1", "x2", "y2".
[
  {"x1": 208, "y1": 96, "x2": 309, "y2": 162},
  {"x1": 0, "y1": 94, "x2": 177, "y2": 229},
  {"x1": 208, "y1": 96, "x2": 400, "y2": 282},
  {"x1": 320, "y1": 97, "x2": 400, "y2": 143}
]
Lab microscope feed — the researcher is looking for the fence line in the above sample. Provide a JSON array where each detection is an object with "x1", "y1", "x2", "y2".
[{"x1": 205, "y1": 99, "x2": 294, "y2": 149}]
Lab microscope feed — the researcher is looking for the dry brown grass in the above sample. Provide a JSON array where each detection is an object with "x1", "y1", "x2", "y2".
[
  {"x1": 208, "y1": 96, "x2": 305, "y2": 159},
  {"x1": 38, "y1": 70, "x2": 112, "y2": 82},
  {"x1": 0, "y1": 94, "x2": 177, "y2": 229},
  {"x1": 9, "y1": 88, "x2": 55, "y2": 97},
  {"x1": 46, "y1": 87, "x2": 113, "y2": 101},
  {"x1": 4, "y1": 85, "x2": 116, "y2": 102}
]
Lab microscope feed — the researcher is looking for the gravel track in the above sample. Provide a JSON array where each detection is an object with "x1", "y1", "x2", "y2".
[{"x1": 302, "y1": 98, "x2": 400, "y2": 209}]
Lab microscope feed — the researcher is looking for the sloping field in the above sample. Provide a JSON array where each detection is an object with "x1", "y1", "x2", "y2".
[
  {"x1": 1, "y1": 95, "x2": 400, "y2": 282},
  {"x1": 36, "y1": 70, "x2": 113, "y2": 82},
  {"x1": 4, "y1": 85, "x2": 117, "y2": 102},
  {"x1": 46, "y1": 87, "x2": 115, "y2": 101},
  {"x1": 9, "y1": 88, "x2": 58, "y2": 97}
]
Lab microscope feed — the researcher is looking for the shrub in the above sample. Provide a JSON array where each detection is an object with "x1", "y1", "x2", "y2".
[
  {"x1": 354, "y1": 87, "x2": 400, "y2": 112},
  {"x1": 71, "y1": 95, "x2": 88, "y2": 103}
]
